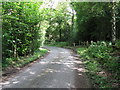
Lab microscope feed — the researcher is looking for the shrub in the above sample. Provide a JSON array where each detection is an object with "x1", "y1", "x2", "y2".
[
  {"x1": 78, "y1": 41, "x2": 119, "y2": 73},
  {"x1": 115, "y1": 39, "x2": 120, "y2": 48},
  {"x1": 77, "y1": 41, "x2": 119, "y2": 88}
]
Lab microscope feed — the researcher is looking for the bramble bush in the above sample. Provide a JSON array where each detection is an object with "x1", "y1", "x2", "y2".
[
  {"x1": 87, "y1": 41, "x2": 112, "y2": 60},
  {"x1": 78, "y1": 41, "x2": 119, "y2": 73},
  {"x1": 87, "y1": 41, "x2": 119, "y2": 72},
  {"x1": 77, "y1": 41, "x2": 119, "y2": 88}
]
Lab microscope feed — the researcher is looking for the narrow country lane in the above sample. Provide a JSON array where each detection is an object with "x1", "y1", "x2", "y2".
[{"x1": 2, "y1": 46, "x2": 91, "y2": 89}]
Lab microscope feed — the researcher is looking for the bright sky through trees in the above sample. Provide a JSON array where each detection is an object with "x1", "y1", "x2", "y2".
[{"x1": 40, "y1": 0, "x2": 76, "y2": 15}]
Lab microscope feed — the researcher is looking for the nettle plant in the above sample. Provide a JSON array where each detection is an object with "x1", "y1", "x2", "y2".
[
  {"x1": 87, "y1": 41, "x2": 112, "y2": 60},
  {"x1": 86, "y1": 41, "x2": 119, "y2": 72}
]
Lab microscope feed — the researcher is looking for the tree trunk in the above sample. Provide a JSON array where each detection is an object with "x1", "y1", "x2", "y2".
[
  {"x1": 71, "y1": 10, "x2": 74, "y2": 32},
  {"x1": 112, "y1": 1, "x2": 117, "y2": 44},
  {"x1": 59, "y1": 29, "x2": 62, "y2": 41},
  {"x1": 70, "y1": 7, "x2": 75, "y2": 43}
]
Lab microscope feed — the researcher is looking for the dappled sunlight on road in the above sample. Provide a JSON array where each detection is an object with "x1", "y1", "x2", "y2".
[
  {"x1": 2, "y1": 46, "x2": 91, "y2": 88},
  {"x1": 39, "y1": 61, "x2": 48, "y2": 64},
  {"x1": 60, "y1": 51, "x2": 69, "y2": 54},
  {"x1": 12, "y1": 81, "x2": 19, "y2": 84},
  {"x1": 30, "y1": 71, "x2": 36, "y2": 75},
  {"x1": 1, "y1": 81, "x2": 10, "y2": 85}
]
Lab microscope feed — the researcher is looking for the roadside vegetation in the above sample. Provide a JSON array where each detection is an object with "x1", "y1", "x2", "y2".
[
  {"x1": 2, "y1": 48, "x2": 48, "y2": 71},
  {"x1": 2, "y1": 2, "x2": 48, "y2": 74},
  {"x1": 77, "y1": 41, "x2": 119, "y2": 88},
  {"x1": 46, "y1": 42, "x2": 69, "y2": 47}
]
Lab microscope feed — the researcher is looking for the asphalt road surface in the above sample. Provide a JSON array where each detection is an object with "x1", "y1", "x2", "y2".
[{"x1": 2, "y1": 46, "x2": 91, "y2": 89}]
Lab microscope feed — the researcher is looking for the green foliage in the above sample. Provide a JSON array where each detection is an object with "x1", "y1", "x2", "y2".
[
  {"x1": 2, "y1": 48, "x2": 48, "y2": 70},
  {"x1": 2, "y1": 2, "x2": 45, "y2": 67},
  {"x1": 115, "y1": 39, "x2": 120, "y2": 48},
  {"x1": 77, "y1": 42, "x2": 119, "y2": 88},
  {"x1": 80, "y1": 42, "x2": 119, "y2": 72},
  {"x1": 77, "y1": 47, "x2": 112, "y2": 88},
  {"x1": 87, "y1": 41, "x2": 112, "y2": 60},
  {"x1": 41, "y1": 2, "x2": 71, "y2": 43},
  {"x1": 2, "y1": 2, "x2": 44, "y2": 62},
  {"x1": 71, "y1": 2, "x2": 120, "y2": 42},
  {"x1": 47, "y1": 42, "x2": 69, "y2": 47},
  {"x1": 85, "y1": 60, "x2": 111, "y2": 88},
  {"x1": 90, "y1": 42, "x2": 118, "y2": 72}
]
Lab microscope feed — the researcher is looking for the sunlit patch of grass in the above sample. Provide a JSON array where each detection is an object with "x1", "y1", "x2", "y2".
[
  {"x1": 2, "y1": 48, "x2": 48, "y2": 70},
  {"x1": 77, "y1": 48, "x2": 87, "y2": 54}
]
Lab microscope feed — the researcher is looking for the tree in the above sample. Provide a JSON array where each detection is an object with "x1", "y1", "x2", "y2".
[
  {"x1": 111, "y1": 1, "x2": 118, "y2": 44},
  {"x1": 2, "y1": 2, "x2": 44, "y2": 61},
  {"x1": 71, "y1": 2, "x2": 120, "y2": 43},
  {"x1": 40, "y1": 2, "x2": 71, "y2": 43}
]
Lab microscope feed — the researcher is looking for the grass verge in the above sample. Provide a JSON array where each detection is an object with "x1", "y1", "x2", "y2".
[
  {"x1": 46, "y1": 42, "x2": 69, "y2": 47},
  {"x1": 46, "y1": 41, "x2": 82, "y2": 52},
  {"x1": 2, "y1": 48, "x2": 48, "y2": 72},
  {"x1": 77, "y1": 47, "x2": 119, "y2": 88}
]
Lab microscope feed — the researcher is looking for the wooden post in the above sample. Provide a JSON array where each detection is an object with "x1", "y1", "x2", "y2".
[
  {"x1": 91, "y1": 41, "x2": 93, "y2": 44},
  {"x1": 83, "y1": 42, "x2": 85, "y2": 46},
  {"x1": 81, "y1": 42, "x2": 83, "y2": 45},
  {"x1": 97, "y1": 41, "x2": 99, "y2": 44},
  {"x1": 86, "y1": 41, "x2": 89, "y2": 46},
  {"x1": 79, "y1": 41, "x2": 80, "y2": 46},
  {"x1": 73, "y1": 43, "x2": 75, "y2": 47}
]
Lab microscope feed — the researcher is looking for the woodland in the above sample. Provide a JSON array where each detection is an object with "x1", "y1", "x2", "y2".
[{"x1": 2, "y1": 1, "x2": 120, "y2": 88}]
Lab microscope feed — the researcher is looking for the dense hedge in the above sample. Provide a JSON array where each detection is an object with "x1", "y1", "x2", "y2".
[{"x1": 2, "y1": 2, "x2": 44, "y2": 63}]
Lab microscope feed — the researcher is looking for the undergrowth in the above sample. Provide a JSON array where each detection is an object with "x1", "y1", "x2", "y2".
[
  {"x1": 2, "y1": 48, "x2": 48, "y2": 71},
  {"x1": 77, "y1": 41, "x2": 119, "y2": 88},
  {"x1": 46, "y1": 42, "x2": 69, "y2": 47}
]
